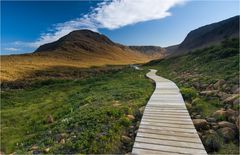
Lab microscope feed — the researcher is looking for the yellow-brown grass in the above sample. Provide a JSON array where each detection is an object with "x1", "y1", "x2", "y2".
[{"x1": 1, "y1": 46, "x2": 151, "y2": 82}]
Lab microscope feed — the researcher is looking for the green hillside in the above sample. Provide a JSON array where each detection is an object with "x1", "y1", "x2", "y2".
[
  {"x1": 1, "y1": 67, "x2": 154, "y2": 154},
  {"x1": 145, "y1": 38, "x2": 239, "y2": 154}
]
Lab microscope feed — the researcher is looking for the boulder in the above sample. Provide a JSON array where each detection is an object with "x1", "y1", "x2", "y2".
[
  {"x1": 138, "y1": 106, "x2": 145, "y2": 115},
  {"x1": 206, "y1": 117, "x2": 216, "y2": 123},
  {"x1": 218, "y1": 121, "x2": 237, "y2": 130},
  {"x1": 236, "y1": 115, "x2": 240, "y2": 129},
  {"x1": 121, "y1": 135, "x2": 132, "y2": 144},
  {"x1": 193, "y1": 119, "x2": 209, "y2": 131},
  {"x1": 223, "y1": 94, "x2": 239, "y2": 104},
  {"x1": 225, "y1": 109, "x2": 237, "y2": 122},
  {"x1": 200, "y1": 90, "x2": 218, "y2": 96},
  {"x1": 217, "y1": 127, "x2": 236, "y2": 142},
  {"x1": 217, "y1": 92, "x2": 231, "y2": 100},
  {"x1": 212, "y1": 109, "x2": 226, "y2": 120},
  {"x1": 127, "y1": 115, "x2": 135, "y2": 121},
  {"x1": 231, "y1": 85, "x2": 240, "y2": 94},
  {"x1": 202, "y1": 131, "x2": 221, "y2": 152},
  {"x1": 213, "y1": 80, "x2": 225, "y2": 90},
  {"x1": 206, "y1": 84, "x2": 214, "y2": 91},
  {"x1": 233, "y1": 98, "x2": 240, "y2": 105}
]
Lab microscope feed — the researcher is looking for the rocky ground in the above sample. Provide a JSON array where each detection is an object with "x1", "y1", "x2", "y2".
[{"x1": 186, "y1": 79, "x2": 239, "y2": 153}]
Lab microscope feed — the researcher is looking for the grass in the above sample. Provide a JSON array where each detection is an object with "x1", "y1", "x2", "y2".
[
  {"x1": 144, "y1": 38, "x2": 239, "y2": 154},
  {"x1": 1, "y1": 67, "x2": 154, "y2": 154}
]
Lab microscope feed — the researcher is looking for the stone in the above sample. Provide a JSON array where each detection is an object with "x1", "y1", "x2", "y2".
[
  {"x1": 138, "y1": 106, "x2": 145, "y2": 115},
  {"x1": 231, "y1": 85, "x2": 240, "y2": 94},
  {"x1": 193, "y1": 119, "x2": 209, "y2": 131},
  {"x1": 223, "y1": 94, "x2": 239, "y2": 104},
  {"x1": 217, "y1": 92, "x2": 231, "y2": 100},
  {"x1": 121, "y1": 135, "x2": 132, "y2": 144},
  {"x1": 218, "y1": 121, "x2": 237, "y2": 130},
  {"x1": 217, "y1": 127, "x2": 236, "y2": 142},
  {"x1": 202, "y1": 131, "x2": 221, "y2": 152},
  {"x1": 195, "y1": 115, "x2": 202, "y2": 119},
  {"x1": 185, "y1": 102, "x2": 192, "y2": 110},
  {"x1": 212, "y1": 109, "x2": 226, "y2": 120},
  {"x1": 60, "y1": 138, "x2": 65, "y2": 144},
  {"x1": 44, "y1": 148, "x2": 50, "y2": 153},
  {"x1": 213, "y1": 80, "x2": 225, "y2": 90},
  {"x1": 233, "y1": 98, "x2": 240, "y2": 105},
  {"x1": 127, "y1": 115, "x2": 135, "y2": 121},
  {"x1": 47, "y1": 115, "x2": 54, "y2": 124},
  {"x1": 206, "y1": 117, "x2": 216, "y2": 123},
  {"x1": 225, "y1": 109, "x2": 237, "y2": 122},
  {"x1": 200, "y1": 90, "x2": 218, "y2": 96},
  {"x1": 206, "y1": 84, "x2": 214, "y2": 91},
  {"x1": 236, "y1": 115, "x2": 240, "y2": 129},
  {"x1": 31, "y1": 145, "x2": 38, "y2": 150}
]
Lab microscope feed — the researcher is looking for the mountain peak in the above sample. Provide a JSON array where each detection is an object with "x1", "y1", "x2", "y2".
[{"x1": 35, "y1": 29, "x2": 114, "y2": 53}]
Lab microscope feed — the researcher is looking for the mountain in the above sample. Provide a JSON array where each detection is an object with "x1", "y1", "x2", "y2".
[
  {"x1": 129, "y1": 46, "x2": 166, "y2": 59},
  {"x1": 1, "y1": 30, "x2": 151, "y2": 81},
  {"x1": 166, "y1": 15, "x2": 239, "y2": 56}
]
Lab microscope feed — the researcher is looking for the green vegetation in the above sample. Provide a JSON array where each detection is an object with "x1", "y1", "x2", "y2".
[
  {"x1": 145, "y1": 38, "x2": 239, "y2": 154},
  {"x1": 1, "y1": 67, "x2": 154, "y2": 154}
]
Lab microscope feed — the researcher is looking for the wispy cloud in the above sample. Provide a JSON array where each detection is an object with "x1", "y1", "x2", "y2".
[
  {"x1": 17, "y1": 0, "x2": 186, "y2": 48},
  {"x1": 3, "y1": 47, "x2": 20, "y2": 51}
]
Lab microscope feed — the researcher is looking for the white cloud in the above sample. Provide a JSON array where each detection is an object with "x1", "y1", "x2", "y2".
[
  {"x1": 17, "y1": 0, "x2": 186, "y2": 48},
  {"x1": 3, "y1": 47, "x2": 20, "y2": 51}
]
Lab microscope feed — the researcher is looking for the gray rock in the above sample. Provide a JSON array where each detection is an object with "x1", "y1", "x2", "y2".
[
  {"x1": 217, "y1": 127, "x2": 236, "y2": 142},
  {"x1": 193, "y1": 119, "x2": 209, "y2": 131}
]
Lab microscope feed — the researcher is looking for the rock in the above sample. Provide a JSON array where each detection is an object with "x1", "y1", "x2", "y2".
[
  {"x1": 217, "y1": 92, "x2": 231, "y2": 100},
  {"x1": 60, "y1": 138, "x2": 65, "y2": 144},
  {"x1": 31, "y1": 145, "x2": 38, "y2": 150},
  {"x1": 127, "y1": 115, "x2": 135, "y2": 121},
  {"x1": 202, "y1": 131, "x2": 221, "y2": 152},
  {"x1": 200, "y1": 90, "x2": 218, "y2": 96},
  {"x1": 121, "y1": 135, "x2": 132, "y2": 144},
  {"x1": 44, "y1": 148, "x2": 50, "y2": 153},
  {"x1": 138, "y1": 106, "x2": 145, "y2": 115},
  {"x1": 218, "y1": 121, "x2": 237, "y2": 130},
  {"x1": 235, "y1": 115, "x2": 240, "y2": 129},
  {"x1": 185, "y1": 102, "x2": 192, "y2": 110},
  {"x1": 231, "y1": 85, "x2": 240, "y2": 94},
  {"x1": 206, "y1": 117, "x2": 216, "y2": 123},
  {"x1": 195, "y1": 115, "x2": 202, "y2": 119},
  {"x1": 47, "y1": 115, "x2": 54, "y2": 124},
  {"x1": 136, "y1": 121, "x2": 140, "y2": 128},
  {"x1": 206, "y1": 84, "x2": 214, "y2": 90},
  {"x1": 225, "y1": 109, "x2": 237, "y2": 122},
  {"x1": 212, "y1": 109, "x2": 226, "y2": 120},
  {"x1": 223, "y1": 94, "x2": 239, "y2": 104},
  {"x1": 193, "y1": 119, "x2": 209, "y2": 131},
  {"x1": 233, "y1": 98, "x2": 240, "y2": 105},
  {"x1": 212, "y1": 125, "x2": 219, "y2": 130},
  {"x1": 213, "y1": 80, "x2": 225, "y2": 90},
  {"x1": 217, "y1": 127, "x2": 236, "y2": 142}
]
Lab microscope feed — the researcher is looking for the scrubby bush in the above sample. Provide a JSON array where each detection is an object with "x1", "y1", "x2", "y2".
[
  {"x1": 203, "y1": 133, "x2": 222, "y2": 153},
  {"x1": 180, "y1": 87, "x2": 197, "y2": 102}
]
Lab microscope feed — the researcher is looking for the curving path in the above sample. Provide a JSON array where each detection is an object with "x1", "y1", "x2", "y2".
[{"x1": 132, "y1": 69, "x2": 207, "y2": 155}]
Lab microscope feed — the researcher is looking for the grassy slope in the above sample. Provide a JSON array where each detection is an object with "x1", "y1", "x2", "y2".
[
  {"x1": 145, "y1": 38, "x2": 239, "y2": 154},
  {"x1": 1, "y1": 67, "x2": 154, "y2": 154},
  {"x1": 1, "y1": 44, "x2": 150, "y2": 82}
]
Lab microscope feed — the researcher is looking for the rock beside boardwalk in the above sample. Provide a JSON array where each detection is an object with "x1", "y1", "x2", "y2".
[{"x1": 193, "y1": 119, "x2": 209, "y2": 130}]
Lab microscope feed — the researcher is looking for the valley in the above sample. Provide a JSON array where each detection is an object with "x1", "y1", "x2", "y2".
[{"x1": 1, "y1": 15, "x2": 239, "y2": 154}]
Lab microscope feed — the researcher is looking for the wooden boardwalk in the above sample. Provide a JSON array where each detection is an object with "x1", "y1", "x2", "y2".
[{"x1": 132, "y1": 69, "x2": 207, "y2": 155}]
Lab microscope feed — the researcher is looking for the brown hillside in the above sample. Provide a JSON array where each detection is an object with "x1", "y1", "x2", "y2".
[{"x1": 1, "y1": 30, "x2": 150, "y2": 82}]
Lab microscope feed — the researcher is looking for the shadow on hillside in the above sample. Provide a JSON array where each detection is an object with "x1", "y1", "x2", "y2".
[{"x1": 1, "y1": 65, "x2": 125, "y2": 90}]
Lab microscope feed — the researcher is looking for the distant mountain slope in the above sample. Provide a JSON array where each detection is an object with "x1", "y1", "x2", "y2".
[
  {"x1": 129, "y1": 46, "x2": 166, "y2": 59},
  {"x1": 1, "y1": 30, "x2": 151, "y2": 81},
  {"x1": 166, "y1": 15, "x2": 239, "y2": 56}
]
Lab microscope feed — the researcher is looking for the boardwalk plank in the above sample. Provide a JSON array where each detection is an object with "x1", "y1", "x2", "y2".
[{"x1": 132, "y1": 69, "x2": 207, "y2": 154}]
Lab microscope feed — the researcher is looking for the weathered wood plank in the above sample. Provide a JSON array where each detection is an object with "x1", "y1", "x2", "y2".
[{"x1": 132, "y1": 69, "x2": 207, "y2": 154}]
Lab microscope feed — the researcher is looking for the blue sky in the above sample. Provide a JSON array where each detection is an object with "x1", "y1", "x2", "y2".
[{"x1": 1, "y1": 0, "x2": 239, "y2": 55}]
